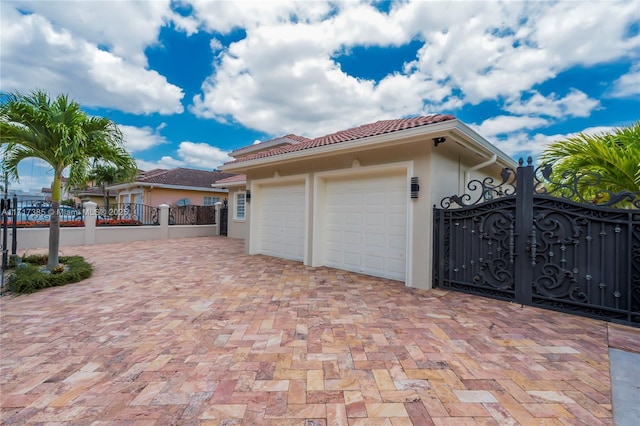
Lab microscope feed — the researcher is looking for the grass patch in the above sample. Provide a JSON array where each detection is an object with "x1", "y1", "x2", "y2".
[{"x1": 6, "y1": 255, "x2": 93, "y2": 294}]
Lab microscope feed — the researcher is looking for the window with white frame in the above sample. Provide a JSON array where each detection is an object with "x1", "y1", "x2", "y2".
[
  {"x1": 235, "y1": 192, "x2": 246, "y2": 220},
  {"x1": 203, "y1": 196, "x2": 220, "y2": 206}
]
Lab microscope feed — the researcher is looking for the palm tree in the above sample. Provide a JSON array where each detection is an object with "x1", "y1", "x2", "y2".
[
  {"x1": 0, "y1": 90, "x2": 138, "y2": 270},
  {"x1": 88, "y1": 163, "x2": 136, "y2": 214},
  {"x1": 540, "y1": 121, "x2": 640, "y2": 205}
]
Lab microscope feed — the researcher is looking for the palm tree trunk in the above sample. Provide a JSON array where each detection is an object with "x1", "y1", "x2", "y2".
[{"x1": 48, "y1": 171, "x2": 62, "y2": 270}]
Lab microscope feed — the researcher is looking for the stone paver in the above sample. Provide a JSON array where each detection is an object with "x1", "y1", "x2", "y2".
[{"x1": 0, "y1": 236, "x2": 635, "y2": 425}]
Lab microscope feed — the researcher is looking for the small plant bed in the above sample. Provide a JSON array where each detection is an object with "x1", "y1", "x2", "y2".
[{"x1": 4, "y1": 254, "x2": 93, "y2": 294}]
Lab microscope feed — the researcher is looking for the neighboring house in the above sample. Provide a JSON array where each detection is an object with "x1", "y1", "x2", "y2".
[
  {"x1": 75, "y1": 186, "x2": 117, "y2": 206},
  {"x1": 41, "y1": 177, "x2": 80, "y2": 205},
  {"x1": 107, "y1": 167, "x2": 235, "y2": 208},
  {"x1": 220, "y1": 114, "x2": 517, "y2": 289},
  {"x1": 41, "y1": 187, "x2": 52, "y2": 202}
]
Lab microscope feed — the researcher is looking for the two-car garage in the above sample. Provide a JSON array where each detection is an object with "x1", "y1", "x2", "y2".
[{"x1": 250, "y1": 166, "x2": 409, "y2": 282}]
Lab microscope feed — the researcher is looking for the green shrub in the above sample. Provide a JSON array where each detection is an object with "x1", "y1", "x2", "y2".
[{"x1": 7, "y1": 255, "x2": 93, "y2": 294}]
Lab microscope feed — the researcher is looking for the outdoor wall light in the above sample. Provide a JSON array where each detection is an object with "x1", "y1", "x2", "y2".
[
  {"x1": 433, "y1": 137, "x2": 446, "y2": 147},
  {"x1": 411, "y1": 177, "x2": 420, "y2": 199},
  {"x1": 245, "y1": 190, "x2": 251, "y2": 202}
]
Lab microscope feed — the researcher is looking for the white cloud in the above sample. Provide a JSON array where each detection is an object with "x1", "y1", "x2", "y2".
[
  {"x1": 136, "y1": 156, "x2": 186, "y2": 172},
  {"x1": 120, "y1": 124, "x2": 169, "y2": 153},
  {"x1": 176, "y1": 142, "x2": 232, "y2": 169},
  {"x1": 210, "y1": 38, "x2": 223, "y2": 51},
  {"x1": 135, "y1": 142, "x2": 231, "y2": 171},
  {"x1": 189, "y1": 0, "x2": 333, "y2": 34},
  {"x1": 608, "y1": 66, "x2": 640, "y2": 98},
  {"x1": 0, "y1": 3, "x2": 185, "y2": 114},
  {"x1": 505, "y1": 90, "x2": 600, "y2": 119},
  {"x1": 488, "y1": 125, "x2": 619, "y2": 159},
  {"x1": 4, "y1": 0, "x2": 197, "y2": 66},
  {"x1": 473, "y1": 116, "x2": 550, "y2": 139},
  {"x1": 187, "y1": 0, "x2": 638, "y2": 138}
]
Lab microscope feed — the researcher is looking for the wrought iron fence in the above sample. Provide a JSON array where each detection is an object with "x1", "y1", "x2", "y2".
[
  {"x1": 169, "y1": 205, "x2": 216, "y2": 225},
  {"x1": 434, "y1": 158, "x2": 640, "y2": 327},
  {"x1": 96, "y1": 203, "x2": 159, "y2": 226},
  {"x1": 6, "y1": 200, "x2": 84, "y2": 227}
]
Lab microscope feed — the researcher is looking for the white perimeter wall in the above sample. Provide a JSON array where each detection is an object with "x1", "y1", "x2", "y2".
[{"x1": 7, "y1": 202, "x2": 221, "y2": 251}]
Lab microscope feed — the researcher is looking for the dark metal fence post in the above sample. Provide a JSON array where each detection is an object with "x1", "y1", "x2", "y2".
[
  {"x1": 433, "y1": 206, "x2": 445, "y2": 288},
  {"x1": 220, "y1": 199, "x2": 228, "y2": 236},
  {"x1": 514, "y1": 157, "x2": 534, "y2": 305},
  {"x1": 11, "y1": 194, "x2": 17, "y2": 256}
]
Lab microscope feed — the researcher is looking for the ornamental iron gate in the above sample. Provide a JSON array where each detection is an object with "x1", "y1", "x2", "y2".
[
  {"x1": 219, "y1": 198, "x2": 229, "y2": 236},
  {"x1": 433, "y1": 158, "x2": 640, "y2": 327}
]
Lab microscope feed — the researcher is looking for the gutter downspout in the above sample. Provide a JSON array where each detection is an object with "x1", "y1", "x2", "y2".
[{"x1": 464, "y1": 154, "x2": 498, "y2": 191}]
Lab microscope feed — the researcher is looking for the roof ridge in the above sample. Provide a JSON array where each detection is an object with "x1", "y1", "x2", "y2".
[{"x1": 224, "y1": 114, "x2": 455, "y2": 165}]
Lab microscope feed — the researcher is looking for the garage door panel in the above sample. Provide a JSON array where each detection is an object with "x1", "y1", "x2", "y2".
[
  {"x1": 388, "y1": 259, "x2": 406, "y2": 275},
  {"x1": 343, "y1": 252, "x2": 361, "y2": 267},
  {"x1": 365, "y1": 213, "x2": 385, "y2": 226},
  {"x1": 323, "y1": 172, "x2": 407, "y2": 281},
  {"x1": 345, "y1": 213, "x2": 362, "y2": 224},
  {"x1": 364, "y1": 255, "x2": 384, "y2": 270},
  {"x1": 344, "y1": 231, "x2": 361, "y2": 245},
  {"x1": 389, "y1": 235, "x2": 406, "y2": 250},
  {"x1": 258, "y1": 183, "x2": 305, "y2": 261},
  {"x1": 364, "y1": 233, "x2": 385, "y2": 247}
]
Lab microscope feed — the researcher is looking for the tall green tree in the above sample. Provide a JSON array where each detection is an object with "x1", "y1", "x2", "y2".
[
  {"x1": 540, "y1": 121, "x2": 640, "y2": 206},
  {"x1": 88, "y1": 163, "x2": 136, "y2": 214},
  {"x1": 0, "y1": 90, "x2": 138, "y2": 269}
]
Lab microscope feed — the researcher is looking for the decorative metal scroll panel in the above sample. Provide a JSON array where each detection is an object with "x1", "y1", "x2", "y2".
[
  {"x1": 434, "y1": 199, "x2": 516, "y2": 301},
  {"x1": 530, "y1": 196, "x2": 640, "y2": 322},
  {"x1": 434, "y1": 159, "x2": 640, "y2": 327},
  {"x1": 96, "y1": 203, "x2": 159, "y2": 226},
  {"x1": 169, "y1": 205, "x2": 216, "y2": 225},
  {"x1": 440, "y1": 167, "x2": 517, "y2": 208},
  {"x1": 534, "y1": 163, "x2": 640, "y2": 209}
]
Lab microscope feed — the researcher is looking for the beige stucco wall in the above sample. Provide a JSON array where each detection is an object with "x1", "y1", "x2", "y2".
[
  {"x1": 143, "y1": 187, "x2": 228, "y2": 206},
  {"x1": 234, "y1": 135, "x2": 511, "y2": 290},
  {"x1": 223, "y1": 187, "x2": 248, "y2": 240}
]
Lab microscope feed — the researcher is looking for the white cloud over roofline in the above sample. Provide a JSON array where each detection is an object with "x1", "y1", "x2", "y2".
[{"x1": 187, "y1": 0, "x2": 638, "y2": 138}]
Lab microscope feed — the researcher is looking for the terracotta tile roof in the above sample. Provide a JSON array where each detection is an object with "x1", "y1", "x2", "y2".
[
  {"x1": 230, "y1": 134, "x2": 310, "y2": 158},
  {"x1": 214, "y1": 174, "x2": 246, "y2": 184},
  {"x1": 281, "y1": 134, "x2": 311, "y2": 143},
  {"x1": 135, "y1": 168, "x2": 236, "y2": 189},
  {"x1": 76, "y1": 186, "x2": 108, "y2": 196},
  {"x1": 139, "y1": 168, "x2": 169, "y2": 179},
  {"x1": 226, "y1": 114, "x2": 455, "y2": 165}
]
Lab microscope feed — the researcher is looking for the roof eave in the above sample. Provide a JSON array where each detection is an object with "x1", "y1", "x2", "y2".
[
  {"x1": 106, "y1": 182, "x2": 229, "y2": 193},
  {"x1": 211, "y1": 180, "x2": 246, "y2": 188},
  {"x1": 220, "y1": 119, "x2": 517, "y2": 172}
]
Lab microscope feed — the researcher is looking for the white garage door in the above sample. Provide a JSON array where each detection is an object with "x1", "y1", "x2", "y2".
[
  {"x1": 323, "y1": 171, "x2": 407, "y2": 281},
  {"x1": 257, "y1": 182, "x2": 305, "y2": 261}
]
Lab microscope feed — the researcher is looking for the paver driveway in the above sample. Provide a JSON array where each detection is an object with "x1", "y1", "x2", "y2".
[{"x1": 0, "y1": 236, "x2": 637, "y2": 425}]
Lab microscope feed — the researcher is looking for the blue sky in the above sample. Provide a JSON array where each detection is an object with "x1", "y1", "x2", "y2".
[{"x1": 1, "y1": 0, "x2": 639, "y2": 192}]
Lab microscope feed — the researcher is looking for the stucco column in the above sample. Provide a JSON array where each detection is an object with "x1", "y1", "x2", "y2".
[
  {"x1": 158, "y1": 204, "x2": 170, "y2": 239},
  {"x1": 83, "y1": 201, "x2": 97, "y2": 246}
]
